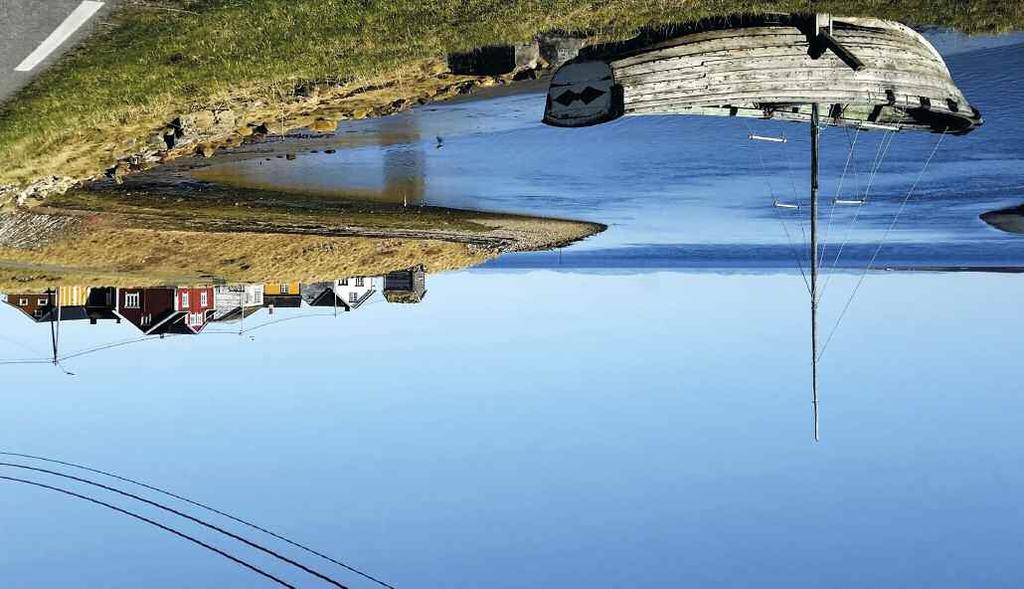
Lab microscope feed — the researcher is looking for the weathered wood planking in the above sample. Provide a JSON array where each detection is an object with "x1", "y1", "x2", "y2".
[{"x1": 544, "y1": 14, "x2": 981, "y2": 133}]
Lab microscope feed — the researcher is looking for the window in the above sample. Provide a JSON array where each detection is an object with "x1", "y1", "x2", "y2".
[
  {"x1": 200, "y1": 291, "x2": 208, "y2": 307},
  {"x1": 141, "y1": 314, "x2": 151, "y2": 326},
  {"x1": 280, "y1": 283, "x2": 290, "y2": 294},
  {"x1": 18, "y1": 298, "x2": 28, "y2": 306},
  {"x1": 349, "y1": 292, "x2": 359, "y2": 303},
  {"x1": 125, "y1": 293, "x2": 140, "y2": 309},
  {"x1": 354, "y1": 277, "x2": 364, "y2": 287},
  {"x1": 33, "y1": 309, "x2": 43, "y2": 318},
  {"x1": 340, "y1": 278, "x2": 349, "y2": 286},
  {"x1": 37, "y1": 298, "x2": 49, "y2": 306},
  {"x1": 181, "y1": 291, "x2": 189, "y2": 307}
]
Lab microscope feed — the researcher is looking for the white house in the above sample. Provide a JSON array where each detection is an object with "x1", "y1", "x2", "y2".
[
  {"x1": 211, "y1": 284, "x2": 265, "y2": 322},
  {"x1": 333, "y1": 276, "x2": 377, "y2": 310}
]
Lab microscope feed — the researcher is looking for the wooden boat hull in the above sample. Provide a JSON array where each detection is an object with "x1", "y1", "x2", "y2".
[{"x1": 544, "y1": 14, "x2": 982, "y2": 134}]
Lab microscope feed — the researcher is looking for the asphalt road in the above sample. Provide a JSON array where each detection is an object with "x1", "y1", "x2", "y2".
[{"x1": 0, "y1": 0, "x2": 118, "y2": 106}]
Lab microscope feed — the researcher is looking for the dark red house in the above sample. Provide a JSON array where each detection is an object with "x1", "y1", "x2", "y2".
[
  {"x1": 116, "y1": 287, "x2": 180, "y2": 335},
  {"x1": 175, "y1": 286, "x2": 215, "y2": 333}
]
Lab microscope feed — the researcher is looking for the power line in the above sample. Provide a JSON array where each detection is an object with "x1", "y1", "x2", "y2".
[
  {"x1": 0, "y1": 462, "x2": 350, "y2": 589},
  {"x1": 0, "y1": 475, "x2": 296, "y2": 589},
  {"x1": 0, "y1": 451, "x2": 396, "y2": 589}
]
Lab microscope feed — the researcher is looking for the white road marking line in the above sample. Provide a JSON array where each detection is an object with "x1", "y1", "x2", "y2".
[{"x1": 14, "y1": 1, "x2": 105, "y2": 72}]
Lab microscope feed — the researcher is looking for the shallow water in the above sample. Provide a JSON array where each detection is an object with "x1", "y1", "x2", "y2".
[
  {"x1": 196, "y1": 41, "x2": 1024, "y2": 266},
  {"x1": 3, "y1": 32, "x2": 1024, "y2": 589}
]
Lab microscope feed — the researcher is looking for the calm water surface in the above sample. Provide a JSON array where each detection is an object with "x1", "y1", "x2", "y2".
[{"x1": 2, "y1": 34, "x2": 1024, "y2": 589}]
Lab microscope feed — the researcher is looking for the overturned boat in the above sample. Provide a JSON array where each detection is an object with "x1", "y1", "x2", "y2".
[
  {"x1": 543, "y1": 13, "x2": 982, "y2": 441},
  {"x1": 544, "y1": 13, "x2": 982, "y2": 133}
]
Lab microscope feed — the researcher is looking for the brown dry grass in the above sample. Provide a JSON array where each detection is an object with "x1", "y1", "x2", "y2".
[{"x1": 0, "y1": 226, "x2": 489, "y2": 290}]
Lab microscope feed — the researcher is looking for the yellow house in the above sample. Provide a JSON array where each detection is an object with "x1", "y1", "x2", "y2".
[
  {"x1": 264, "y1": 282, "x2": 299, "y2": 296},
  {"x1": 263, "y1": 282, "x2": 302, "y2": 310}
]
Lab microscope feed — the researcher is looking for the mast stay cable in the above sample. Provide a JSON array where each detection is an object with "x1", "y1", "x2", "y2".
[{"x1": 818, "y1": 130, "x2": 948, "y2": 359}]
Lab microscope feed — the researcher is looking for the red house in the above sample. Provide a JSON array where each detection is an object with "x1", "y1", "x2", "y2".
[
  {"x1": 117, "y1": 287, "x2": 180, "y2": 334},
  {"x1": 174, "y1": 286, "x2": 215, "y2": 333}
]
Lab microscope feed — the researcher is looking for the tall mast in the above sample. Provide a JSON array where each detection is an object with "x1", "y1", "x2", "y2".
[{"x1": 810, "y1": 103, "x2": 821, "y2": 442}]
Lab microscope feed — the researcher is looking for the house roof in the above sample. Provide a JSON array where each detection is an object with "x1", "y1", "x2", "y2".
[
  {"x1": 348, "y1": 289, "x2": 376, "y2": 310},
  {"x1": 211, "y1": 305, "x2": 263, "y2": 323},
  {"x1": 306, "y1": 288, "x2": 352, "y2": 310},
  {"x1": 263, "y1": 294, "x2": 302, "y2": 308},
  {"x1": 36, "y1": 306, "x2": 91, "y2": 323}
]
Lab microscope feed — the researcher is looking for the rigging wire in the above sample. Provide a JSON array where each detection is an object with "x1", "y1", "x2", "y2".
[
  {"x1": 0, "y1": 451, "x2": 397, "y2": 589},
  {"x1": 0, "y1": 462, "x2": 351, "y2": 589},
  {"x1": 818, "y1": 129, "x2": 898, "y2": 300},
  {"x1": 744, "y1": 119, "x2": 811, "y2": 294},
  {"x1": 0, "y1": 475, "x2": 297, "y2": 589},
  {"x1": 818, "y1": 130, "x2": 949, "y2": 359},
  {"x1": 819, "y1": 126, "x2": 862, "y2": 271}
]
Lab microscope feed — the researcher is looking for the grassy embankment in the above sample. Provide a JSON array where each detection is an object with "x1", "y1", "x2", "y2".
[
  {"x1": 0, "y1": 0, "x2": 1021, "y2": 189},
  {"x1": 0, "y1": 184, "x2": 602, "y2": 288}
]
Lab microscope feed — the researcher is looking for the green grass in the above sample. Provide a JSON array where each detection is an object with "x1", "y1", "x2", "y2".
[{"x1": 1, "y1": 0, "x2": 1021, "y2": 184}]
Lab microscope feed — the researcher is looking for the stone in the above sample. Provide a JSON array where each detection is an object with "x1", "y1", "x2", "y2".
[{"x1": 309, "y1": 118, "x2": 337, "y2": 132}]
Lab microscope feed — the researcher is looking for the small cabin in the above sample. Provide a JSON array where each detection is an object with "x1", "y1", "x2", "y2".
[{"x1": 383, "y1": 265, "x2": 427, "y2": 304}]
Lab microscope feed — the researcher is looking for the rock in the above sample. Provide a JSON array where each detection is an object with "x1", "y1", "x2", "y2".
[
  {"x1": 11, "y1": 176, "x2": 78, "y2": 206},
  {"x1": 182, "y1": 110, "x2": 216, "y2": 132},
  {"x1": 309, "y1": 118, "x2": 337, "y2": 132},
  {"x1": 285, "y1": 153, "x2": 296, "y2": 160},
  {"x1": 178, "y1": 109, "x2": 237, "y2": 141},
  {"x1": 237, "y1": 126, "x2": 254, "y2": 137},
  {"x1": 351, "y1": 108, "x2": 372, "y2": 119},
  {"x1": 196, "y1": 143, "x2": 216, "y2": 158},
  {"x1": 537, "y1": 32, "x2": 587, "y2": 69},
  {"x1": 264, "y1": 121, "x2": 287, "y2": 134},
  {"x1": 146, "y1": 133, "x2": 167, "y2": 150}
]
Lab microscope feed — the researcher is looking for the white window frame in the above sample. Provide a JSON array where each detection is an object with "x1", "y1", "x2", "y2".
[
  {"x1": 125, "y1": 293, "x2": 141, "y2": 309},
  {"x1": 200, "y1": 291, "x2": 208, "y2": 307},
  {"x1": 181, "y1": 291, "x2": 189, "y2": 307}
]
